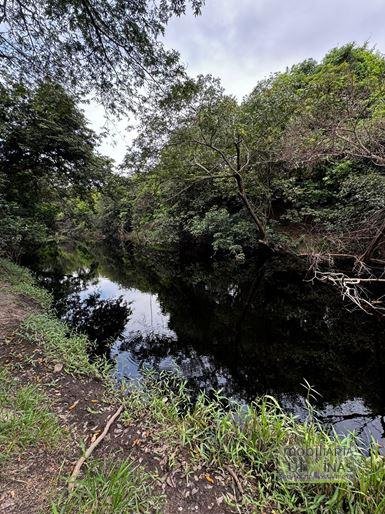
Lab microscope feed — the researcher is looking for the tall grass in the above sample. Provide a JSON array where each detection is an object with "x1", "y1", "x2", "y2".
[
  {"x1": 0, "y1": 257, "x2": 52, "y2": 308},
  {"x1": 123, "y1": 372, "x2": 385, "y2": 513},
  {"x1": 0, "y1": 258, "x2": 109, "y2": 378},
  {"x1": 21, "y1": 313, "x2": 110, "y2": 378}
]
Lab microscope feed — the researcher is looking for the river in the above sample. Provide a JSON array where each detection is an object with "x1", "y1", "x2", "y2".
[{"x1": 33, "y1": 244, "x2": 385, "y2": 450}]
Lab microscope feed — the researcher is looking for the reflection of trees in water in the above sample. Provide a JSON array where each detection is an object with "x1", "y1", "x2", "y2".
[
  {"x1": 36, "y1": 262, "x2": 131, "y2": 355},
  {"x1": 320, "y1": 410, "x2": 385, "y2": 442},
  {"x1": 37, "y1": 263, "x2": 100, "y2": 317},
  {"x1": 105, "y1": 248, "x2": 385, "y2": 419},
  {"x1": 65, "y1": 292, "x2": 131, "y2": 354},
  {"x1": 35, "y1": 245, "x2": 385, "y2": 438},
  {"x1": 118, "y1": 331, "x2": 237, "y2": 396}
]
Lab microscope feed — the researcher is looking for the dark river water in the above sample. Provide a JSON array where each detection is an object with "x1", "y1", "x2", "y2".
[{"x1": 34, "y1": 245, "x2": 385, "y2": 450}]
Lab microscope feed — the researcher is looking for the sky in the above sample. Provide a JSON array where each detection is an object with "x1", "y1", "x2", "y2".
[{"x1": 91, "y1": 0, "x2": 385, "y2": 163}]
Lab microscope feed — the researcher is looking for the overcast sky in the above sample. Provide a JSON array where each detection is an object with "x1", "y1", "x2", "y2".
[{"x1": 93, "y1": 0, "x2": 385, "y2": 162}]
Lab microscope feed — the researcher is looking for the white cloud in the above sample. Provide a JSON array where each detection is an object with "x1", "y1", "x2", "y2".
[
  {"x1": 88, "y1": 0, "x2": 385, "y2": 161},
  {"x1": 164, "y1": 0, "x2": 385, "y2": 99}
]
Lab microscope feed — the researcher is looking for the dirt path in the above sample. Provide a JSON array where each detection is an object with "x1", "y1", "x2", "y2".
[{"x1": 0, "y1": 282, "x2": 235, "y2": 513}]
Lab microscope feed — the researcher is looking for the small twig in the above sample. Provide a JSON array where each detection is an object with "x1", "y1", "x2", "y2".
[
  {"x1": 225, "y1": 465, "x2": 244, "y2": 496},
  {"x1": 68, "y1": 405, "x2": 124, "y2": 493}
]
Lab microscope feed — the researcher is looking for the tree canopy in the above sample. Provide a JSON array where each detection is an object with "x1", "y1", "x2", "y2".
[
  {"x1": 0, "y1": 81, "x2": 112, "y2": 258},
  {"x1": 3, "y1": 43, "x2": 385, "y2": 266},
  {"x1": 108, "y1": 44, "x2": 385, "y2": 261},
  {"x1": 0, "y1": 0, "x2": 204, "y2": 112}
]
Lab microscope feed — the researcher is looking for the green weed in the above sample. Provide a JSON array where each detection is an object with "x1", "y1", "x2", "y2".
[
  {"x1": 122, "y1": 372, "x2": 385, "y2": 513},
  {"x1": 52, "y1": 458, "x2": 164, "y2": 514},
  {"x1": 21, "y1": 313, "x2": 110, "y2": 378},
  {"x1": 0, "y1": 367, "x2": 63, "y2": 463},
  {"x1": 0, "y1": 257, "x2": 52, "y2": 308}
]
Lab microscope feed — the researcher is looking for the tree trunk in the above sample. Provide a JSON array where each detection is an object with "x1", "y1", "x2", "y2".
[{"x1": 233, "y1": 171, "x2": 266, "y2": 241}]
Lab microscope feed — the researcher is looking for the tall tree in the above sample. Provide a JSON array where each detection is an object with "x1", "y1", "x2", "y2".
[
  {"x1": 0, "y1": 81, "x2": 112, "y2": 258},
  {"x1": 279, "y1": 44, "x2": 385, "y2": 261},
  {"x1": 126, "y1": 76, "x2": 272, "y2": 246},
  {"x1": 281, "y1": 44, "x2": 385, "y2": 168}
]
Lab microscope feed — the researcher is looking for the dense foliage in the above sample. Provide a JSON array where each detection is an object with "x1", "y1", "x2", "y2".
[
  {"x1": 3, "y1": 44, "x2": 385, "y2": 264},
  {"x1": 100, "y1": 44, "x2": 385, "y2": 260},
  {"x1": 0, "y1": 0, "x2": 204, "y2": 112},
  {"x1": 0, "y1": 81, "x2": 111, "y2": 259}
]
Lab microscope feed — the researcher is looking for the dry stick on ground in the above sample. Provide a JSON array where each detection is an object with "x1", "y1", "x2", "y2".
[
  {"x1": 68, "y1": 405, "x2": 124, "y2": 493},
  {"x1": 224, "y1": 465, "x2": 244, "y2": 497}
]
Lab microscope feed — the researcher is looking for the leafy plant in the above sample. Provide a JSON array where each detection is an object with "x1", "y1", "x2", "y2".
[
  {"x1": 52, "y1": 459, "x2": 164, "y2": 514},
  {"x1": 123, "y1": 372, "x2": 385, "y2": 513},
  {"x1": 0, "y1": 367, "x2": 63, "y2": 463}
]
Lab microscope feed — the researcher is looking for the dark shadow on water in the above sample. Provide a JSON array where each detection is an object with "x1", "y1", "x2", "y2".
[{"x1": 32, "y1": 244, "x2": 385, "y2": 447}]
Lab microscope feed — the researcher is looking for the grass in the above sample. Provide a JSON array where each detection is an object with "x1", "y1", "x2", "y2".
[
  {"x1": 122, "y1": 372, "x2": 385, "y2": 513},
  {"x1": 0, "y1": 367, "x2": 63, "y2": 463},
  {"x1": 52, "y1": 458, "x2": 164, "y2": 514},
  {"x1": 0, "y1": 257, "x2": 109, "y2": 378},
  {"x1": 0, "y1": 257, "x2": 52, "y2": 308},
  {"x1": 21, "y1": 313, "x2": 109, "y2": 378}
]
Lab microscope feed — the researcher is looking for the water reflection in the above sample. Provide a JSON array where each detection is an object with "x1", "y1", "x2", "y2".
[
  {"x1": 35, "y1": 247, "x2": 385, "y2": 448},
  {"x1": 66, "y1": 292, "x2": 131, "y2": 354}
]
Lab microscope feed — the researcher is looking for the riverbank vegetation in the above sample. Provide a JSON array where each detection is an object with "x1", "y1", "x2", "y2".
[
  {"x1": 0, "y1": 259, "x2": 165, "y2": 512},
  {"x1": 0, "y1": 367, "x2": 63, "y2": 465},
  {"x1": 103, "y1": 44, "x2": 385, "y2": 267},
  {"x1": 1, "y1": 260, "x2": 385, "y2": 512},
  {"x1": 0, "y1": 82, "x2": 112, "y2": 261},
  {"x1": 4, "y1": 44, "x2": 385, "y2": 315},
  {"x1": 2, "y1": 44, "x2": 385, "y2": 272}
]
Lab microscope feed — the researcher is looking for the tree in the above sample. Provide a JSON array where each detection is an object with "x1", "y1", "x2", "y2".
[
  {"x1": 96, "y1": 174, "x2": 133, "y2": 242},
  {"x1": 281, "y1": 44, "x2": 385, "y2": 167},
  {"x1": 126, "y1": 76, "x2": 273, "y2": 253},
  {"x1": 0, "y1": 0, "x2": 204, "y2": 112},
  {"x1": 0, "y1": 81, "x2": 112, "y2": 258},
  {"x1": 279, "y1": 44, "x2": 385, "y2": 261},
  {"x1": 119, "y1": 45, "x2": 385, "y2": 265}
]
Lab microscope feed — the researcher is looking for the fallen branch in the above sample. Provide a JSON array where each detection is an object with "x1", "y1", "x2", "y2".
[
  {"x1": 309, "y1": 270, "x2": 385, "y2": 316},
  {"x1": 68, "y1": 405, "x2": 124, "y2": 493},
  {"x1": 360, "y1": 218, "x2": 385, "y2": 263},
  {"x1": 225, "y1": 465, "x2": 244, "y2": 496},
  {"x1": 300, "y1": 252, "x2": 385, "y2": 270}
]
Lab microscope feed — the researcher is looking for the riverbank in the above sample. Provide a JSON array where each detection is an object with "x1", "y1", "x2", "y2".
[{"x1": 1, "y1": 258, "x2": 385, "y2": 513}]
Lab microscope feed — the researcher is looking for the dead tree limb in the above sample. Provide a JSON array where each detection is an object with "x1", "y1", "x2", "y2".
[
  {"x1": 360, "y1": 218, "x2": 385, "y2": 263},
  {"x1": 309, "y1": 270, "x2": 385, "y2": 316},
  {"x1": 68, "y1": 405, "x2": 124, "y2": 493}
]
